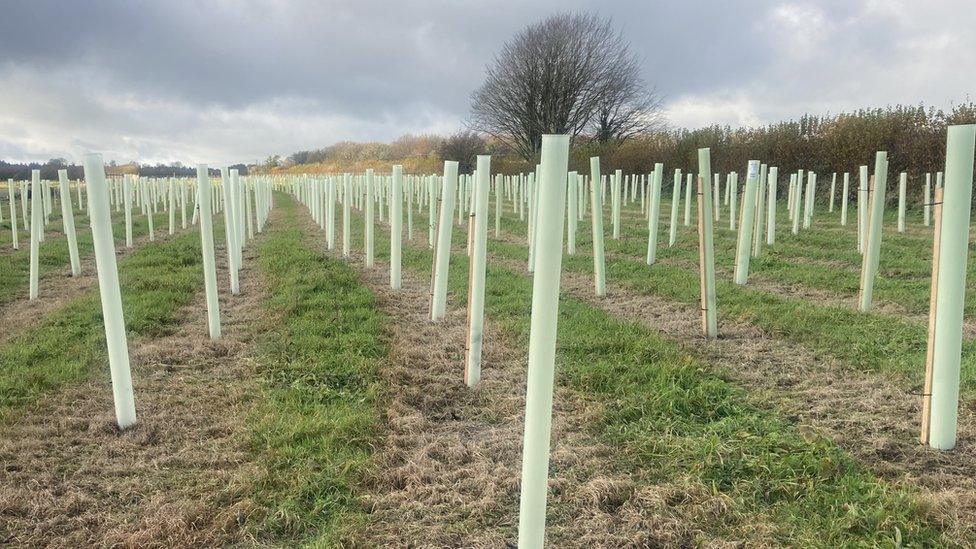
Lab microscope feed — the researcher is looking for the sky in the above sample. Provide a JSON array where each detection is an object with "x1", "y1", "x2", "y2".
[{"x1": 1, "y1": 0, "x2": 974, "y2": 166}]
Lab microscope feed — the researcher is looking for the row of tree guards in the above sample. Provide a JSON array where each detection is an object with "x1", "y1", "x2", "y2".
[
  {"x1": 9, "y1": 125, "x2": 973, "y2": 545},
  {"x1": 17, "y1": 157, "x2": 275, "y2": 429},
  {"x1": 285, "y1": 126, "x2": 974, "y2": 546}
]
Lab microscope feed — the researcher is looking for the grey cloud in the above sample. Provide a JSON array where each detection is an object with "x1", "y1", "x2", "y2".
[{"x1": 1, "y1": 0, "x2": 973, "y2": 164}]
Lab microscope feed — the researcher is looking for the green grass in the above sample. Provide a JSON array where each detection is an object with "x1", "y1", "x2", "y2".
[
  {"x1": 344, "y1": 201, "x2": 950, "y2": 546},
  {"x1": 0, "y1": 220, "x2": 218, "y2": 419},
  {"x1": 248, "y1": 195, "x2": 388, "y2": 546}
]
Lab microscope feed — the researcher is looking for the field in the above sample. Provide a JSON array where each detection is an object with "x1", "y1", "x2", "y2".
[{"x1": 1, "y1": 165, "x2": 974, "y2": 548}]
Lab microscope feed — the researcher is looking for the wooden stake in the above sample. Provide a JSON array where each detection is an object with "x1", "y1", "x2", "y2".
[{"x1": 920, "y1": 185, "x2": 944, "y2": 444}]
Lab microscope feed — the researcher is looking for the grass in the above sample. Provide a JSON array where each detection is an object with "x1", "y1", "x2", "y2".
[
  {"x1": 247, "y1": 194, "x2": 388, "y2": 546},
  {"x1": 0, "y1": 207, "x2": 162, "y2": 305},
  {"x1": 343, "y1": 200, "x2": 951, "y2": 546},
  {"x1": 0, "y1": 219, "x2": 218, "y2": 419},
  {"x1": 493, "y1": 198, "x2": 976, "y2": 394},
  {"x1": 577, "y1": 197, "x2": 972, "y2": 316}
]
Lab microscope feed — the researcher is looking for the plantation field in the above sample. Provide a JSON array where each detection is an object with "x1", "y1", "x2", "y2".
[{"x1": 2, "y1": 178, "x2": 974, "y2": 547}]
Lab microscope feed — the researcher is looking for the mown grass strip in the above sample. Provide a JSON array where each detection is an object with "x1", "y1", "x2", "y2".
[
  {"x1": 248, "y1": 195, "x2": 387, "y2": 546},
  {"x1": 0, "y1": 219, "x2": 220, "y2": 419},
  {"x1": 347, "y1": 203, "x2": 949, "y2": 546}
]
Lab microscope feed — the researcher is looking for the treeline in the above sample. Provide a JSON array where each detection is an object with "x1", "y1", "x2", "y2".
[
  {"x1": 0, "y1": 160, "x2": 84, "y2": 181},
  {"x1": 0, "y1": 160, "x2": 246, "y2": 180},
  {"x1": 277, "y1": 102, "x2": 976, "y2": 200},
  {"x1": 273, "y1": 133, "x2": 530, "y2": 175},
  {"x1": 282, "y1": 134, "x2": 442, "y2": 166},
  {"x1": 589, "y1": 103, "x2": 976, "y2": 187}
]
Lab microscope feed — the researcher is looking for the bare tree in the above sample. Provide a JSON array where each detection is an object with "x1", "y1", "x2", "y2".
[
  {"x1": 438, "y1": 130, "x2": 487, "y2": 174},
  {"x1": 470, "y1": 13, "x2": 660, "y2": 161},
  {"x1": 590, "y1": 75, "x2": 665, "y2": 143}
]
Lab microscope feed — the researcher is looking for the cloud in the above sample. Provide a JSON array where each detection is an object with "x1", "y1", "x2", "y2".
[
  {"x1": 665, "y1": 0, "x2": 976, "y2": 129},
  {"x1": 1, "y1": 0, "x2": 973, "y2": 164}
]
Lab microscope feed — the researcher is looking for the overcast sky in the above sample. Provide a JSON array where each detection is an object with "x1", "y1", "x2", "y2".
[{"x1": 1, "y1": 0, "x2": 973, "y2": 166}]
